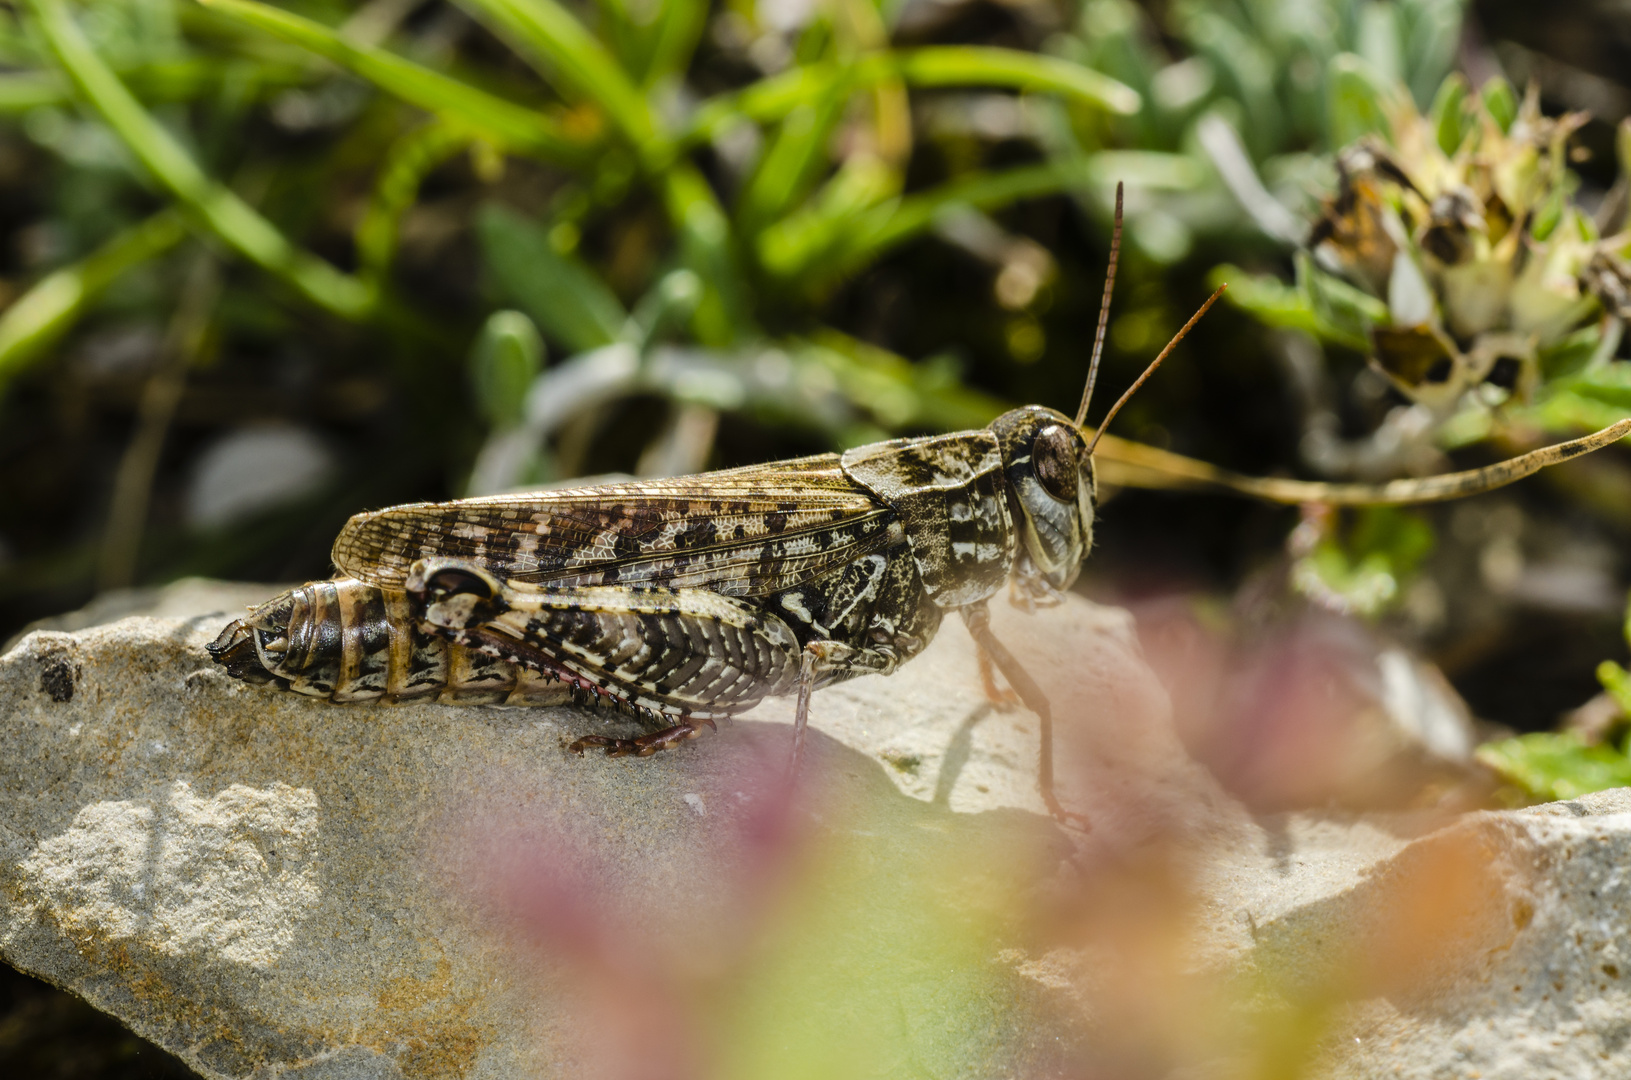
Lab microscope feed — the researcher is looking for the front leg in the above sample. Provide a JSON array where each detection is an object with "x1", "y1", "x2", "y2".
[
  {"x1": 961, "y1": 600, "x2": 1084, "y2": 828},
  {"x1": 975, "y1": 641, "x2": 1021, "y2": 710},
  {"x1": 790, "y1": 638, "x2": 902, "y2": 780}
]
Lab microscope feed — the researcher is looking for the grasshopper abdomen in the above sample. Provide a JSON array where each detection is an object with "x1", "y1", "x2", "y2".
[{"x1": 207, "y1": 578, "x2": 571, "y2": 706}]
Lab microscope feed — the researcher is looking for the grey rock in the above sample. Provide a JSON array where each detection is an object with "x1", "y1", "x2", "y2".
[{"x1": 2, "y1": 580, "x2": 1630, "y2": 1079}]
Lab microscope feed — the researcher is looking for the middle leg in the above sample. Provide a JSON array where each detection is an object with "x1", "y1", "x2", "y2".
[{"x1": 570, "y1": 716, "x2": 719, "y2": 757}]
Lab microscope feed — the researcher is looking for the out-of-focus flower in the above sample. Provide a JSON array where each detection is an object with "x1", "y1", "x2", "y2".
[
  {"x1": 1133, "y1": 594, "x2": 1480, "y2": 811},
  {"x1": 1307, "y1": 78, "x2": 1626, "y2": 413}
]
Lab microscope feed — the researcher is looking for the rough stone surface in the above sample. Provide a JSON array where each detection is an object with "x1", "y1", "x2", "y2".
[{"x1": 2, "y1": 580, "x2": 1629, "y2": 1078}]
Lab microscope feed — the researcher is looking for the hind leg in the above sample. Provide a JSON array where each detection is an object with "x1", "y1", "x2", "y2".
[{"x1": 570, "y1": 716, "x2": 719, "y2": 757}]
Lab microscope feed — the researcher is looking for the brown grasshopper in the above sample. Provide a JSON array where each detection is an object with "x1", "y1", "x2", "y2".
[{"x1": 210, "y1": 189, "x2": 1631, "y2": 824}]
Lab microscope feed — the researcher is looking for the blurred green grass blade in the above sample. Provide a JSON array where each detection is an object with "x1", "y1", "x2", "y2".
[
  {"x1": 0, "y1": 209, "x2": 186, "y2": 393},
  {"x1": 1296, "y1": 251, "x2": 1389, "y2": 345},
  {"x1": 0, "y1": 58, "x2": 303, "y2": 112},
  {"x1": 805, "y1": 331, "x2": 1007, "y2": 433},
  {"x1": 658, "y1": 166, "x2": 752, "y2": 346},
  {"x1": 736, "y1": 97, "x2": 850, "y2": 236},
  {"x1": 1211, "y1": 264, "x2": 1367, "y2": 350},
  {"x1": 1552, "y1": 362, "x2": 1631, "y2": 411},
  {"x1": 1355, "y1": 0, "x2": 1402, "y2": 85},
  {"x1": 477, "y1": 203, "x2": 628, "y2": 353},
  {"x1": 31, "y1": 0, "x2": 374, "y2": 320},
  {"x1": 453, "y1": 1, "x2": 742, "y2": 340},
  {"x1": 588, "y1": 0, "x2": 640, "y2": 79},
  {"x1": 887, "y1": 47, "x2": 1140, "y2": 115},
  {"x1": 1602, "y1": 659, "x2": 1631, "y2": 715},
  {"x1": 686, "y1": 67, "x2": 838, "y2": 144},
  {"x1": 753, "y1": 154, "x2": 899, "y2": 279},
  {"x1": 196, "y1": 0, "x2": 585, "y2": 162},
  {"x1": 797, "y1": 162, "x2": 1083, "y2": 281},
  {"x1": 686, "y1": 47, "x2": 1139, "y2": 146},
  {"x1": 642, "y1": 0, "x2": 709, "y2": 89},
  {"x1": 357, "y1": 122, "x2": 470, "y2": 281},
  {"x1": 455, "y1": 0, "x2": 660, "y2": 153},
  {"x1": 0, "y1": 70, "x2": 81, "y2": 111}
]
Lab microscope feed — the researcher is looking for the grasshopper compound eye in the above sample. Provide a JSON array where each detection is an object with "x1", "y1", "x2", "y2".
[{"x1": 1032, "y1": 424, "x2": 1080, "y2": 502}]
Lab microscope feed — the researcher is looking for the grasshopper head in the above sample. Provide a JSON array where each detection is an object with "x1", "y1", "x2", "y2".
[{"x1": 991, "y1": 406, "x2": 1096, "y2": 593}]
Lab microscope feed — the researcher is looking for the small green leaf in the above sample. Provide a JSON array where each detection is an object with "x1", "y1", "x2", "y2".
[
  {"x1": 1536, "y1": 323, "x2": 1604, "y2": 380},
  {"x1": 1290, "y1": 506, "x2": 1434, "y2": 619},
  {"x1": 1212, "y1": 265, "x2": 1337, "y2": 342},
  {"x1": 1476, "y1": 732, "x2": 1631, "y2": 802},
  {"x1": 476, "y1": 204, "x2": 627, "y2": 353},
  {"x1": 1350, "y1": 505, "x2": 1435, "y2": 578},
  {"x1": 1531, "y1": 186, "x2": 1565, "y2": 242},
  {"x1": 1428, "y1": 72, "x2": 1469, "y2": 156},
  {"x1": 469, "y1": 310, "x2": 545, "y2": 427},
  {"x1": 1297, "y1": 251, "x2": 1391, "y2": 346},
  {"x1": 1481, "y1": 76, "x2": 1518, "y2": 133},
  {"x1": 1600, "y1": 660, "x2": 1631, "y2": 717},
  {"x1": 1555, "y1": 361, "x2": 1631, "y2": 411}
]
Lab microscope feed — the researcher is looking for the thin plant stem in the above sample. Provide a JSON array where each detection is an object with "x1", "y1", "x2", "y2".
[{"x1": 97, "y1": 254, "x2": 220, "y2": 592}]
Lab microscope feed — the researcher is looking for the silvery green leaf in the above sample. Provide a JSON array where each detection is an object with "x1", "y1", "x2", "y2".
[
  {"x1": 1356, "y1": 2, "x2": 1403, "y2": 85},
  {"x1": 1196, "y1": 112, "x2": 1304, "y2": 245},
  {"x1": 1327, "y1": 53, "x2": 1394, "y2": 147},
  {"x1": 469, "y1": 310, "x2": 545, "y2": 428},
  {"x1": 1387, "y1": 250, "x2": 1435, "y2": 327},
  {"x1": 631, "y1": 269, "x2": 703, "y2": 349}
]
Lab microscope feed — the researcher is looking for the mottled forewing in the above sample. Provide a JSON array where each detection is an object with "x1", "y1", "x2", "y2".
[
  {"x1": 841, "y1": 431, "x2": 1014, "y2": 608},
  {"x1": 332, "y1": 454, "x2": 898, "y2": 596}
]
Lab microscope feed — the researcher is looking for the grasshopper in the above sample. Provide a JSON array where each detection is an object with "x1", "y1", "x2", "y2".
[{"x1": 210, "y1": 188, "x2": 1631, "y2": 824}]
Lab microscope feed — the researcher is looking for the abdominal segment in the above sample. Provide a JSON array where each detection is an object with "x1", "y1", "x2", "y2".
[{"x1": 207, "y1": 577, "x2": 570, "y2": 706}]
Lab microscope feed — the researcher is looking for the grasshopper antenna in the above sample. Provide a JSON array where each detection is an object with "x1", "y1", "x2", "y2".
[
  {"x1": 1098, "y1": 416, "x2": 1631, "y2": 504},
  {"x1": 1074, "y1": 182, "x2": 1123, "y2": 429},
  {"x1": 1087, "y1": 284, "x2": 1226, "y2": 456}
]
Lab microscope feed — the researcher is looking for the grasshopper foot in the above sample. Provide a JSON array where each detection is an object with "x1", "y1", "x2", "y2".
[
  {"x1": 975, "y1": 641, "x2": 1022, "y2": 712},
  {"x1": 569, "y1": 718, "x2": 717, "y2": 757}
]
